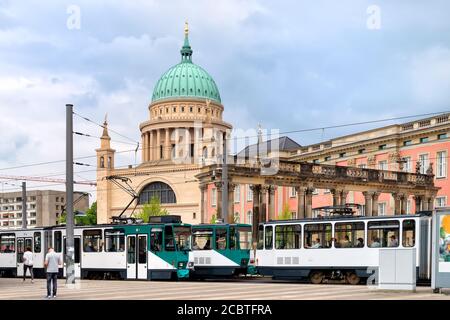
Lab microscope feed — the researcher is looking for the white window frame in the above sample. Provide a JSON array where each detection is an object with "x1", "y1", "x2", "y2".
[
  {"x1": 436, "y1": 151, "x2": 447, "y2": 178},
  {"x1": 211, "y1": 188, "x2": 217, "y2": 207},
  {"x1": 246, "y1": 185, "x2": 253, "y2": 202},
  {"x1": 419, "y1": 153, "x2": 429, "y2": 174},
  {"x1": 234, "y1": 185, "x2": 240, "y2": 203},
  {"x1": 246, "y1": 210, "x2": 253, "y2": 225},
  {"x1": 435, "y1": 196, "x2": 447, "y2": 208},
  {"x1": 403, "y1": 156, "x2": 411, "y2": 173},
  {"x1": 406, "y1": 200, "x2": 411, "y2": 214},
  {"x1": 289, "y1": 187, "x2": 297, "y2": 198},
  {"x1": 358, "y1": 163, "x2": 367, "y2": 169},
  {"x1": 378, "y1": 202, "x2": 386, "y2": 216},
  {"x1": 378, "y1": 160, "x2": 388, "y2": 171}
]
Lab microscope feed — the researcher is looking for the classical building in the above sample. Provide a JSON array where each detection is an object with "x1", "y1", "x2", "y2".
[
  {"x1": 203, "y1": 113, "x2": 449, "y2": 224},
  {"x1": 96, "y1": 23, "x2": 232, "y2": 224},
  {"x1": 96, "y1": 24, "x2": 447, "y2": 225},
  {"x1": 0, "y1": 190, "x2": 89, "y2": 229}
]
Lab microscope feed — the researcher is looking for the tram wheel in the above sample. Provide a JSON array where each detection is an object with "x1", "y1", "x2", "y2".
[
  {"x1": 346, "y1": 273, "x2": 360, "y2": 285},
  {"x1": 309, "y1": 271, "x2": 324, "y2": 284}
]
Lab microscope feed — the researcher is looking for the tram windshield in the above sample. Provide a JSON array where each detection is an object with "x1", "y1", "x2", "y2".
[
  {"x1": 192, "y1": 229, "x2": 213, "y2": 250},
  {"x1": 237, "y1": 226, "x2": 252, "y2": 250},
  {"x1": 174, "y1": 226, "x2": 191, "y2": 251}
]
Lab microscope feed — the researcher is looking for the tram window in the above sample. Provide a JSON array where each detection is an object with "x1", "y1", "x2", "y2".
[
  {"x1": 334, "y1": 222, "x2": 365, "y2": 248},
  {"x1": 229, "y1": 227, "x2": 237, "y2": 250},
  {"x1": 304, "y1": 223, "x2": 332, "y2": 249},
  {"x1": 165, "y1": 226, "x2": 175, "y2": 251},
  {"x1": 238, "y1": 226, "x2": 252, "y2": 250},
  {"x1": 150, "y1": 229, "x2": 163, "y2": 252},
  {"x1": 127, "y1": 236, "x2": 136, "y2": 264},
  {"x1": 368, "y1": 220, "x2": 400, "y2": 248},
  {"x1": 174, "y1": 226, "x2": 191, "y2": 251},
  {"x1": 215, "y1": 228, "x2": 227, "y2": 250},
  {"x1": 192, "y1": 229, "x2": 212, "y2": 250},
  {"x1": 257, "y1": 225, "x2": 264, "y2": 250},
  {"x1": 45, "y1": 231, "x2": 52, "y2": 251},
  {"x1": 83, "y1": 229, "x2": 102, "y2": 252},
  {"x1": 34, "y1": 232, "x2": 41, "y2": 253},
  {"x1": 265, "y1": 226, "x2": 273, "y2": 250},
  {"x1": 104, "y1": 229, "x2": 125, "y2": 252},
  {"x1": 17, "y1": 238, "x2": 25, "y2": 263},
  {"x1": 138, "y1": 235, "x2": 147, "y2": 264},
  {"x1": 402, "y1": 219, "x2": 416, "y2": 247},
  {"x1": 54, "y1": 231, "x2": 62, "y2": 253},
  {"x1": 25, "y1": 238, "x2": 32, "y2": 252},
  {"x1": 0, "y1": 234, "x2": 15, "y2": 253},
  {"x1": 17, "y1": 238, "x2": 24, "y2": 263},
  {"x1": 275, "y1": 224, "x2": 301, "y2": 249}
]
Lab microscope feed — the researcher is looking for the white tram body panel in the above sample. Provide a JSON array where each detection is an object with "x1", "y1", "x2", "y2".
[
  {"x1": 192, "y1": 250, "x2": 240, "y2": 268},
  {"x1": 255, "y1": 214, "x2": 432, "y2": 281}
]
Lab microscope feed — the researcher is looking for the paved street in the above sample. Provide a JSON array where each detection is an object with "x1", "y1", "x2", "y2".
[{"x1": 0, "y1": 278, "x2": 449, "y2": 300}]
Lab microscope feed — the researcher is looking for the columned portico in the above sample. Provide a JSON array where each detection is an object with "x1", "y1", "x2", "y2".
[
  {"x1": 268, "y1": 185, "x2": 276, "y2": 220},
  {"x1": 372, "y1": 192, "x2": 380, "y2": 216},
  {"x1": 228, "y1": 183, "x2": 236, "y2": 223},
  {"x1": 214, "y1": 182, "x2": 223, "y2": 219},
  {"x1": 295, "y1": 186, "x2": 307, "y2": 219},
  {"x1": 250, "y1": 185, "x2": 261, "y2": 245},
  {"x1": 363, "y1": 191, "x2": 373, "y2": 217}
]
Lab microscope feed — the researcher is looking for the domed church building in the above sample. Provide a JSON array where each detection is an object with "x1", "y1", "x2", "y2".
[{"x1": 96, "y1": 23, "x2": 232, "y2": 224}]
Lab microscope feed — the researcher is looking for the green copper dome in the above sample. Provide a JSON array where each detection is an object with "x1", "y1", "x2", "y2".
[{"x1": 151, "y1": 26, "x2": 221, "y2": 104}]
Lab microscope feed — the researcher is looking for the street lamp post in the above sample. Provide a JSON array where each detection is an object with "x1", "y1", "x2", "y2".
[{"x1": 65, "y1": 104, "x2": 75, "y2": 284}]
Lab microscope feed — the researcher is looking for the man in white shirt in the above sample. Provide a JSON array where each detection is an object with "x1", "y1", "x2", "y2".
[
  {"x1": 388, "y1": 235, "x2": 399, "y2": 247},
  {"x1": 22, "y1": 247, "x2": 34, "y2": 283},
  {"x1": 44, "y1": 247, "x2": 62, "y2": 299}
]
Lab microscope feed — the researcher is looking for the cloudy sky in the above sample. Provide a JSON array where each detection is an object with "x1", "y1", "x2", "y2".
[{"x1": 1, "y1": 0, "x2": 450, "y2": 197}]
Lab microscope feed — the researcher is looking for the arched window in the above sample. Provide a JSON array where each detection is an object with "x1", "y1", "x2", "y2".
[
  {"x1": 100, "y1": 156, "x2": 105, "y2": 168},
  {"x1": 211, "y1": 148, "x2": 215, "y2": 157},
  {"x1": 107, "y1": 156, "x2": 111, "y2": 168},
  {"x1": 138, "y1": 182, "x2": 176, "y2": 204},
  {"x1": 202, "y1": 147, "x2": 208, "y2": 159}
]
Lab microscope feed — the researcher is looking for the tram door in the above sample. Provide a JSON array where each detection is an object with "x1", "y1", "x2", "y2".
[
  {"x1": 16, "y1": 238, "x2": 32, "y2": 277},
  {"x1": 126, "y1": 235, "x2": 148, "y2": 279},
  {"x1": 63, "y1": 237, "x2": 81, "y2": 278}
]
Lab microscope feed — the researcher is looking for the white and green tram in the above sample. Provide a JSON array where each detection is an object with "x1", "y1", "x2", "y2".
[
  {"x1": 254, "y1": 212, "x2": 432, "y2": 284},
  {"x1": 0, "y1": 216, "x2": 194, "y2": 280}
]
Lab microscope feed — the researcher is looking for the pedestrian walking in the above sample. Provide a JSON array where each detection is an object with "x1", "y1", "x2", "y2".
[
  {"x1": 44, "y1": 247, "x2": 62, "y2": 299},
  {"x1": 22, "y1": 247, "x2": 34, "y2": 283}
]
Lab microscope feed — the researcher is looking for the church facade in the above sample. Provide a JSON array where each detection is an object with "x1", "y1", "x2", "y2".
[{"x1": 96, "y1": 24, "x2": 232, "y2": 224}]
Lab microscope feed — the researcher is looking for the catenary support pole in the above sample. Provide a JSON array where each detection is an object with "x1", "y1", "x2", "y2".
[
  {"x1": 221, "y1": 131, "x2": 228, "y2": 223},
  {"x1": 65, "y1": 104, "x2": 75, "y2": 284},
  {"x1": 21, "y1": 182, "x2": 27, "y2": 229}
]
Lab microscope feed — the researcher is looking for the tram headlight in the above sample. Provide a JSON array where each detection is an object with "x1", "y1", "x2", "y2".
[
  {"x1": 187, "y1": 261, "x2": 194, "y2": 269},
  {"x1": 178, "y1": 262, "x2": 184, "y2": 269}
]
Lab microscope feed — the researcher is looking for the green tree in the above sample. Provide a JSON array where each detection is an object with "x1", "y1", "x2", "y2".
[
  {"x1": 210, "y1": 210, "x2": 218, "y2": 224},
  {"x1": 278, "y1": 203, "x2": 292, "y2": 220},
  {"x1": 136, "y1": 196, "x2": 168, "y2": 223},
  {"x1": 58, "y1": 201, "x2": 97, "y2": 226}
]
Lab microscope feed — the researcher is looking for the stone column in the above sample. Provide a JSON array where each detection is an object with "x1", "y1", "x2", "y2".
[
  {"x1": 142, "y1": 133, "x2": 146, "y2": 161},
  {"x1": 305, "y1": 188, "x2": 313, "y2": 218},
  {"x1": 401, "y1": 194, "x2": 408, "y2": 215},
  {"x1": 164, "y1": 128, "x2": 170, "y2": 160},
  {"x1": 413, "y1": 195, "x2": 422, "y2": 213},
  {"x1": 363, "y1": 191, "x2": 373, "y2": 217},
  {"x1": 214, "y1": 182, "x2": 223, "y2": 219},
  {"x1": 393, "y1": 193, "x2": 401, "y2": 215},
  {"x1": 268, "y1": 185, "x2": 276, "y2": 220},
  {"x1": 340, "y1": 190, "x2": 349, "y2": 206},
  {"x1": 149, "y1": 131, "x2": 154, "y2": 161},
  {"x1": 250, "y1": 185, "x2": 261, "y2": 245},
  {"x1": 227, "y1": 183, "x2": 236, "y2": 224},
  {"x1": 199, "y1": 184, "x2": 207, "y2": 223},
  {"x1": 156, "y1": 129, "x2": 161, "y2": 160},
  {"x1": 260, "y1": 185, "x2": 270, "y2": 223},
  {"x1": 372, "y1": 192, "x2": 380, "y2": 216},
  {"x1": 295, "y1": 186, "x2": 307, "y2": 219},
  {"x1": 331, "y1": 188, "x2": 340, "y2": 206}
]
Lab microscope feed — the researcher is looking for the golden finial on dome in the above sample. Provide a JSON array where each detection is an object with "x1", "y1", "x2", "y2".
[{"x1": 184, "y1": 21, "x2": 189, "y2": 36}]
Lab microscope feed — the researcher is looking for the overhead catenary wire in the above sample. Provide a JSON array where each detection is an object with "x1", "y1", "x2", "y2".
[{"x1": 0, "y1": 110, "x2": 448, "y2": 173}]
